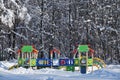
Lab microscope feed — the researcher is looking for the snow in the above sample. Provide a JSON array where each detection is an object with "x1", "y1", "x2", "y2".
[
  {"x1": 0, "y1": 61, "x2": 120, "y2": 80},
  {"x1": 0, "y1": 0, "x2": 5, "y2": 9},
  {"x1": 25, "y1": 13, "x2": 31, "y2": 24},
  {"x1": 105, "y1": 5, "x2": 111, "y2": 8},
  {"x1": 6, "y1": 48, "x2": 15, "y2": 53},
  {"x1": 18, "y1": 6, "x2": 28, "y2": 20},
  {"x1": 11, "y1": 30, "x2": 28, "y2": 40},
  {"x1": 0, "y1": 0, "x2": 31, "y2": 28},
  {"x1": 84, "y1": 19, "x2": 91, "y2": 23},
  {"x1": 10, "y1": 0, "x2": 20, "y2": 8},
  {"x1": 1, "y1": 9, "x2": 15, "y2": 28},
  {"x1": 106, "y1": 27, "x2": 118, "y2": 34},
  {"x1": 0, "y1": 0, "x2": 15, "y2": 28},
  {"x1": 0, "y1": 60, "x2": 17, "y2": 70},
  {"x1": 97, "y1": 26, "x2": 106, "y2": 31}
]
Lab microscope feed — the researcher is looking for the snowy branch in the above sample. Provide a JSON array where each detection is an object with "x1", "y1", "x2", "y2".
[
  {"x1": 108, "y1": 39, "x2": 120, "y2": 44},
  {"x1": 11, "y1": 30, "x2": 28, "y2": 40},
  {"x1": 0, "y1": 0, "x2": 31, "y2": 28}
]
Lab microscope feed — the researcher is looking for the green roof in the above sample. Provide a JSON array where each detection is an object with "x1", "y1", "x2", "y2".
[
  {"x1": 77, "y1": 45, "x2": 89, "y2": 52},
  {"x1": 21, "y1": 46, "x2": 33, "y2": 53}
]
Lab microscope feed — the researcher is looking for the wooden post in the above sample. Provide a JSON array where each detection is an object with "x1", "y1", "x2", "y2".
[
  {"x1": 29, "y1": 52, "x2": 31, "y2": 67},
  {"x1": 58, "y1": 54, "x2": 60, "y2": 59},
  {"x1": 86, "y1": 52, "x2": 88, "y2": 73},
  {"x1": 17, "y1": 53, "x2": 19, "y2": 67},
  {"x1": 79, "y1": 52, "x2": 81, "y2": 71},
  {"x1": 51, "y1": 54, "x2": 53, "y2": 68},
  {"x1": 22, "y1": 53, "x2": 23, "y2": 59},
  {"x1": 27, "y1": 53, "x2": 28, "y2": 58},
  {"x1": 18, "y1": 53, "x2": 19, "y2": 60},
  {"x1": 21, "y1": 52, "x2": 23, "y2": 66},
  {"x1": 92, "y1": 53, "x2": 94, "y2": 73}
]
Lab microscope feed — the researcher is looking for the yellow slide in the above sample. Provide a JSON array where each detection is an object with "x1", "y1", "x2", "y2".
[
  {"x1": 8, "y1": 64, "x2": 19, "y2": 70},
  {"x1": 93, "y1": 57, "x2": 106, "y2": 69}
]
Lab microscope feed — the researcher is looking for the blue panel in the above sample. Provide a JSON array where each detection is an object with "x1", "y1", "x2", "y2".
[
  {"x1": 59, "y1": 59, "x2": 67, "y2": 66},
  {"x1": 36, "y1": 59, "x2": 75, "y2": 67},
  {"x1": 36, "y1": 59, "x2": 51, "y2": 66},
  {"x1": 81, "y1": 66, "x2": 86, "y2": 74},
  {"x1": 59, "y1": 59, "x2": 74, "y2": 66},
  {"x1": 70, "y1": 59, "x2": 74, "y2": 65}
]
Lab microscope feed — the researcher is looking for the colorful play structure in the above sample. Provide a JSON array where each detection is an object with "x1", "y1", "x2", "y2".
[
  {"x1": 16, "y1": 45, "x2": 106, "y2": 74},
  {"x1": 17, "y1": 46, "x2": 38, "y2": 67}
]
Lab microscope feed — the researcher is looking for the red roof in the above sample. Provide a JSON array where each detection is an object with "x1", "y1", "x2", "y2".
[
  {"x1": 89, "y1": 48, "x2": 94, "y2": 53},
  {"x1": 50, "y1": 48, "x2": 60, "y2": 54},
  {"x1": 72, "y1": 49, "x2": 78, "y2": 54}
]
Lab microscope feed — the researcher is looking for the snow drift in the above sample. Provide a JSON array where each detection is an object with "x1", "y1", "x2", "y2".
[{"x1": 0, "y1": 60, "x2": 120, "y2": 80}]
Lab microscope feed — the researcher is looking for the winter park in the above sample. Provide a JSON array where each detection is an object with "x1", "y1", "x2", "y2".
[{"x1": 0, "y1": 0, "x2": 120, "y2": 80}]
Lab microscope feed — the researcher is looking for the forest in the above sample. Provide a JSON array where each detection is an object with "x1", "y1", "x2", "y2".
[{"x1": 0, "y1": 0, "x2": 120, "y2": 64}]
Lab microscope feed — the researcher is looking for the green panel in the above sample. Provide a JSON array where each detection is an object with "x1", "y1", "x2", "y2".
[
  {"x1": 18, "y1": 58, "x2": 25, "y2": 66},
  {"x1": 74, "y1": 58, "x2": 79, "y2": 66},
  {"x1": 77, "y1": 45, "x2": 89, "y2": 52},
  {"x1": 21, "y1": 46, "x2": 33, "y2": 53},
  {"x1": 88, "y1": 58, "x2": 93, "y2": 66},
  {"x1": 66, "y1": 66, "x2": 75, "y2": 72},
  {"x1": 30, "y1": 59, "x2": 36, "y2": 66}
]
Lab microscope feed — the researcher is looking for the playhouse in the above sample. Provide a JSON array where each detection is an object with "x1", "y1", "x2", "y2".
[{"x1": 17, "y1": 45, "x2": 38, "y2": 67}]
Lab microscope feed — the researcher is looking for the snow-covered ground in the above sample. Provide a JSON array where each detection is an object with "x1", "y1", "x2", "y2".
[{"x1": 0, "y1": 60, "x2": 120, "y2": 80}]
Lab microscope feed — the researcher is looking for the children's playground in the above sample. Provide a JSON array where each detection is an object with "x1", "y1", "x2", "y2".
[{"x1": 10, "y1": 45, "x2": 106, "y2": 74}]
